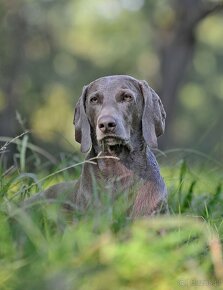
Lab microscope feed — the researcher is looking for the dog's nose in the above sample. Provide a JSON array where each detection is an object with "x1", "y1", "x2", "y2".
[{"x1": 98, "y1": 116, "x2": 117, "y2": 133}]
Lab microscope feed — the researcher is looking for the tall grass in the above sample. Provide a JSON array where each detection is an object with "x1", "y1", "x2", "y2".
[{"x1": 0, "y1": 134, "x2": 223, "y2": 290}]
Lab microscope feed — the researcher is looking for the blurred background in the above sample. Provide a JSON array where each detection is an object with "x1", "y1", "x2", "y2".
[{"x1": 0, "y1": 0, "x2": 223, "y2": 162}]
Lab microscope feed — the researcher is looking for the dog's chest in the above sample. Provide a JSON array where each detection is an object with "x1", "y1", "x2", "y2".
[{"x1": 97, "y1": 158, "x2": 139, "y2": 193}]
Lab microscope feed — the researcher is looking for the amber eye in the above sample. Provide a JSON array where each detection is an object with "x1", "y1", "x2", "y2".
[
  {"x1": 90, "y1": 96, "x2": 99, "y2": 104},
  {"x1": 122, "y1": 93, "x2": 133, "y2": 102}
]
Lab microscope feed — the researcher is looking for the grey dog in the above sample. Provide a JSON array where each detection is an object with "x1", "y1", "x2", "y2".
[{"x1": 25, "y1": 75, "x2": 168, "y2": 217}]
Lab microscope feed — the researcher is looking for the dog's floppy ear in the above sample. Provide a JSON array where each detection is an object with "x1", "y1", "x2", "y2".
[
  {"x1": 74, "y1": 85, "x2": 92, "y2": 153},
  {"x1": 139, "y1": 80, "x2": 166, "y2": 148}
]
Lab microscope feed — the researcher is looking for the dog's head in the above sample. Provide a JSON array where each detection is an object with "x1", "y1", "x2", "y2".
[{"x1": 74, "y1": 75, "x2": 166, "y2": 155}]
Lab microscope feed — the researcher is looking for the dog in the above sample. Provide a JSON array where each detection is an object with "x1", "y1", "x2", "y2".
[{"x1": 25, "y1": 75, "x2": 168, "y2": 217}]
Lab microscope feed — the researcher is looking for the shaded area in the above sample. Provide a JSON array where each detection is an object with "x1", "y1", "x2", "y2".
[{"x1": 0, "y1": 0, "x2": 223, "y2": 161}]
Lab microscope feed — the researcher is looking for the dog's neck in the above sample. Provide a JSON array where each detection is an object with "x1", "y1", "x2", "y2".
[
  {"x1": 87, "y1": 144, "x2": 160, "y2": 182},
  {"x1": 78, "y1": 142, "x2": 166, "y2": 212}
]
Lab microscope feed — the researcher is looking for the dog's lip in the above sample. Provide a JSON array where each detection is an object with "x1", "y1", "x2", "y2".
[
  {"x1": 98, "y1": 135, "x2": 129, "y2": 145},
  {"x1": 98, "y1": 135, "x2": 132, "y2": 153}
]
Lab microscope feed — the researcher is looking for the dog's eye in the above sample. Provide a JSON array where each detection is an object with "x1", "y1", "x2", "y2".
[
  {"x1": 90, "y1": 96, "x2": 99, "y2": 104},
  {"x1": 122, "y1": 94, "x2": 133, "y2": 102}
]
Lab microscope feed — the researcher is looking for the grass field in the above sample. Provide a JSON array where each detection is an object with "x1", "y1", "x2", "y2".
[{"x1": 0, "y1": 136, "x2": 222, "y2": 290}]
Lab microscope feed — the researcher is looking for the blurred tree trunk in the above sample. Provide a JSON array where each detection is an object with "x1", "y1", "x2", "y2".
[
  {"x1": 0, "y1": 5, "x2": 27, "y2": 137},
  {"x1": 158, "y1": 0, "x2": 223, "y2": 148},
  {"x1": 0, "y1": 4, "x2": 27, "y2": 163}
]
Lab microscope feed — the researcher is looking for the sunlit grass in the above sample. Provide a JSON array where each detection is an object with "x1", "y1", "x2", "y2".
[{"x1": 0, "y1": 137, "x2": 223, "y2": 290}]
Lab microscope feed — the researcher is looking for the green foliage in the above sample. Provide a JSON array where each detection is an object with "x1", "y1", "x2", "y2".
[{"x1": 0, "y1": 143, "x2": 223, "y2": 290}]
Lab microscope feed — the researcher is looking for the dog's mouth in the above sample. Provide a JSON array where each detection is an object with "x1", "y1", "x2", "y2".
[{"x1": 99, "y1": 136, "x2": 132, "y2": 155}]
